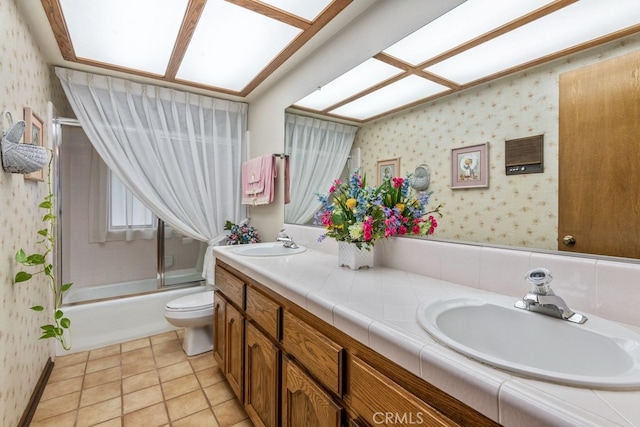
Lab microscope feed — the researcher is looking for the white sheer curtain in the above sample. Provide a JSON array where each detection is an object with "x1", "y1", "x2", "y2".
[
  {"x1": 284, "y1": 113, "x2": 357, "y2": 224},
  {"x1": 56, "y1": 68, "x2": 248, "y2": 284}
]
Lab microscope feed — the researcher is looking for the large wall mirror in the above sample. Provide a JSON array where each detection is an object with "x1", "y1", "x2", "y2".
[{"x1": 285, "y1": 34, "x2": 640, "y2": 262}]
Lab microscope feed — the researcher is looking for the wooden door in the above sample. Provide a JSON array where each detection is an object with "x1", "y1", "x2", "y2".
[
  {"x1": 558, "y1": 49, "x2": 640, "y2": 258},
  {"x1": 281, "y1": 356, "x2": 342, "y2": 427},
  {"x1": 225, "y1": 302, "x2": 244, "y2": 402},
  {"x1": 245, "y1": 322, "x2": 280, "y2": 427},
  {"x1": 213, "y1": 293, "x2": 226, "y2": 367}
]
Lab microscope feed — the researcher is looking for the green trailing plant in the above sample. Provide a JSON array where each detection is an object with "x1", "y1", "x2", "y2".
[{"x1": 14, "y1": 154, "x2": 72, "y2": 350}]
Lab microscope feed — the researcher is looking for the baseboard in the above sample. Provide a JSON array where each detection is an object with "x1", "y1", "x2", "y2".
[{"x1": 18, "y1": 357, "x2": 54, "y2": 427}]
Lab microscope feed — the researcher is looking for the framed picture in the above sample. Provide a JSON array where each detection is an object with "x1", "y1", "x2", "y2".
[
  {"x1": 377, "y1": 158, "x2": 399, "y2": 185},
  {"x1": 24, "y1": 107, "x2": 45, "y2": 181},
  {"x1": 451, "y1": 143, "x2": 488, "y2": 189}
]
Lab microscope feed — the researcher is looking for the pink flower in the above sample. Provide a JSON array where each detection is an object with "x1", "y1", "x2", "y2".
[{"x1": 392, "y1": 177, "x2": 404, "y2": 188}]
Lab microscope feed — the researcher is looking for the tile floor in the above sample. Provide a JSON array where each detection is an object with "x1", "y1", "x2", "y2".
[{"x1": 31, "y1": 330, "x2": 254, "y2": 427}]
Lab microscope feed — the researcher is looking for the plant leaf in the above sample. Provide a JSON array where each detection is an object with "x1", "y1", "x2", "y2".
[
  {"x1": 37, "y1": 228, "x2": 49, "y2": 237},
  {"x1": 55, "y1": 310, "x2": 63, "y2": 320},
  {"x1": 61, "y1": 283, "x2": 73, "y2": 292},
  {"x1": 15, "y1": 249, "x2": 27, "y2": 263},
  {"x1": 26, "y1": 254, "x2": 45, "y2": 265},
  {"x1": 31, "y1": 305, "x2": 44, "y2": 311},
  {"x1": 15, "y1": 272, "x2": 32, "y2": 283},
  {"x1": 60, "y1": 318, "x2": 71, "y2": 328},
  {"x1": 39, "y1": 200, "x2": 52, "y2": 209}
]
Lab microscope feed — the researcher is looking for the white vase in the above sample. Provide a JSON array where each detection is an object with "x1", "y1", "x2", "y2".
[{"x1": 338, "y1": 241, "x2": 374, "y2": 270}]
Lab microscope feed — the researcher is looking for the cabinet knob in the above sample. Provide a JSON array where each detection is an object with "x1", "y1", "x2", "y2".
[{"x1": 562, "y1": 235, "x2": 576, "y2": 246}]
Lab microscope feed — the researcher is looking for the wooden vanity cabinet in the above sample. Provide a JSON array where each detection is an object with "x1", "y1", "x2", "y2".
[
  {"x1": 214, "y1": 261, "x2": 499, "y2": 427},
  {"x1": 282, "y1": 355, "x2": 343, "y2": 427}
]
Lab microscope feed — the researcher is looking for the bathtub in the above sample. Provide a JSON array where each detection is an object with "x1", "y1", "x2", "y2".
[
  {"x1": 63, "y1": 268, "x2": 204, "y2": 304},
  {"x1": 57, "y1": 275, "x2": 207, "y2": 355}
]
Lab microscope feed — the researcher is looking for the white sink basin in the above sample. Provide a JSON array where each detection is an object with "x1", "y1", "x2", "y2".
[
  {"x1": 417, "y1": 294, "x2": 640, "y2": 389},
  {"x1": 232, "y1": 242, "x2": 306, "y2": 257}
]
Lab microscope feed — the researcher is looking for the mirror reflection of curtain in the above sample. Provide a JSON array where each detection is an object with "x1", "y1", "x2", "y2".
[
  {"x1": 56, "y1": 68, "x2": 248, "y2": 284},
  {"x1": 284, "y1": 113, "x2": 357, "y2": 224}
]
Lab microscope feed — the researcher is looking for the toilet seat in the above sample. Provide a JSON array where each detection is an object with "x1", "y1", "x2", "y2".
[{"x1": 165, "y1": 290, "x2": 214, "y2": 312}]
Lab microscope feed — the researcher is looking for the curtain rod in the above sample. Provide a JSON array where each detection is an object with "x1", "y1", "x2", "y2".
[{"x1": 273, "y1": 153, "x2": 289, "y2": 158}]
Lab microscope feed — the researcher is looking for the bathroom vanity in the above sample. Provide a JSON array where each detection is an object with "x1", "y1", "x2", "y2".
[{"x1": 212, "y1": 243, "x2": 640, "y2": 426}]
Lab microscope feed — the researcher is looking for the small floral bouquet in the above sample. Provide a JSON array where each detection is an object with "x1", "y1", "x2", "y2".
[
  {"x1": 315, "y1": 169, "x2": 442, "y2": 250},
  {"x1": 224, "y1": 220, "x2": 260, "y2": 245}
]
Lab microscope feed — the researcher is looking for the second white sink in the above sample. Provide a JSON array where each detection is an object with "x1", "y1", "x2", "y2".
[{"x1": 417, "y1": 294, "x2": 640, "y2": 389}]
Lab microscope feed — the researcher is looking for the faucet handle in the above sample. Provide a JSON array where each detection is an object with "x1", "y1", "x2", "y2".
[{"x1": 525, "y1": 268, "x2": 553, "y2": 294}]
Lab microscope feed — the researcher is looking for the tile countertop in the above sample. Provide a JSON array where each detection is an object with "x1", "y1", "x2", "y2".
[{"x1": 213, "y1": 245, "x2": 640, "y2": 427}]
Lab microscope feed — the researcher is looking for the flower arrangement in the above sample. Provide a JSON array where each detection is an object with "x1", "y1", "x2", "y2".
[
  {"x1": 315, "y1": 169, "x2": 442, "y2": 249},
  {"x1": 224, "y1": 220, "x2": 260, "y2": 245}
]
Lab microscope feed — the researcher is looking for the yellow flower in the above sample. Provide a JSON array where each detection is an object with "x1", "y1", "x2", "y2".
[
  {"x1": 395, "y1": 203, "x2": 405, "y2": 212},
  {"x1": 346, "y1": 198, "x2": 357, "y2": 210}
]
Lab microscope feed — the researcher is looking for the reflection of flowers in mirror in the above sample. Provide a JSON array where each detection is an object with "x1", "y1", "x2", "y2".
[{"x1": 315, "y1": 169, "x2": 443, "y2": 250}]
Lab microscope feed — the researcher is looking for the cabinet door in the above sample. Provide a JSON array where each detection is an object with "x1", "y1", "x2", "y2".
[
  {"x1": 282, "y1": 356, "x2": 342, "y2": 427},
  {"x1": 213, "y1": 293, "x2": 226, "y2": 367},
  {"x1": 245, "y1": 322, "x2": 280, "y2": 427},
  {"x1": 226, "y1": 302, "x2": 244, "y2": 402}
]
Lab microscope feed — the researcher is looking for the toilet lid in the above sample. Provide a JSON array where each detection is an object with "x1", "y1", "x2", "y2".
[{"x1": 166, "y1": 290, "x2": 214, "y2": 310}]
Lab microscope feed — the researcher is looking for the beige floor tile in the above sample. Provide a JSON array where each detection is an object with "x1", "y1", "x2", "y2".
[
  {"x1": 122, "y1": 370, "x2": 160, "y2": 394},
  {"x1": 121, "y1": 337, "x2": 150, "y2": 353},
  {"x1": 196, "y1": 366, "x2": 225, "y2": 388},
  {"x1": 40, "y1": 376, "x2": 83, "y2": 401},
  {"x1": 122, "y1": 346, "x2": 153, "y2": 365},
  {"x1": 166, "y1": 389, "x2": 209, "y2": 422},
  {"x1": 189, "y1": 352, "x2": 216, "y2": 372},
  {"x1": 76, "y1": 397, "x2": 121, "y2": 427},
  {"x1": 155, "y1": 348, "x2": 188, "y2": 368},
  {"x1": 121, "y1": 357, "x2": 156, "y2": 378},
  {"x1": 161, "y1": 373, "x2": 200, "y2": 400},
  {"x1": 150, "y1": 331, "x2": 179, "y2": 345},
  {"x1": 213, "y1": 398, "x2": 249, "y2": 427},
  {"x1": 123, "y1": 384, "x2": 164, "y2": 414},
  {"x1": 80, "y1": 380, "x2": 121, "y2": 408},
  {"x1": 158, "y1": 360, "x2": 193, "y2": 383},
  {"x1": 204, "y1": 380, "x2": 235, "y2": 407},
  {"x1": 32, "y1": 391, "x2": 81, "y2": 422},
  {"x1": 173, "y1": 408, "x2": 220, "y2": 427},
  {"x1": 230, "y1": 420, "x2": 254, "y2": 427},
  {"x1": 152, "y1": 339, "x2": 184, "y2": 355},
  {"x1": 93, "y1": 418, "x2": 122, "y2": 427},
  {"x1": 29, "y1": 409, "x2": 77, "y2": 426},
  {"x1": 54, "y1": 351, "x2": 89, "y2": 369},
  {"x1": 86, "y1": 353, "x2": 122, "y2": 374},
  {"x1": 123, "y1": 402, "x2": 169, "y2": 427},
  {"x1": 83, "y1": 366, "x2": 121, "y2": 389},
  {"x1": 89, "y1": 343, "x2": 121, "y2": 360},
  {"x1": 48, "y1": 362, "x2": 86, "y2": 383}
]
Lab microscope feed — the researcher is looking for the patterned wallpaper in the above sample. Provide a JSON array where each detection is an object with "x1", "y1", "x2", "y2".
[
  {"x1": 354, "y1": 34, "x2": 640, "y2": 251},
  {"x1": 0, "y1": 1, "x2": 69, "y2": 426}
]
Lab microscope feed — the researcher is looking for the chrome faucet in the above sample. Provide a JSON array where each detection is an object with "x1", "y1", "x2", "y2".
[
  {"x1": 276, "y1": 229, "x2": 299, "y2": 249},
  {"x1": 514, "y1": 268, "x2": 587, "y2": 324}
]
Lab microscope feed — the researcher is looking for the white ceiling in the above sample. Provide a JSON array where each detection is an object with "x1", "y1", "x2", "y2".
[{"x1": 17, "y1": 0, "x2": 640, "y2": 124}]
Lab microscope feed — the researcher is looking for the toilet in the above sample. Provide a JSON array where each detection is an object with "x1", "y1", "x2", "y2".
[{"x1": 164, "y1": 290, "x2": 215, "y2": 356}]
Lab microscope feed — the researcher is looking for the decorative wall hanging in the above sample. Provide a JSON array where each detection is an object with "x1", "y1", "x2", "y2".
[
  {"x1": 376, "y1": 157, "x2": 399, "y2": 185},
  {"x1": 24, "y1": 107, "x2": 46, "y2": 181},
  {"x1": 1, "y1": 109, "x2": 48, "y2": 176},
  {"x1": 451, "y1": 143, "x2": 489, "y2": 189},
  {"x1": 411, "y1": 164, "x2": 431, "y2": 191}
]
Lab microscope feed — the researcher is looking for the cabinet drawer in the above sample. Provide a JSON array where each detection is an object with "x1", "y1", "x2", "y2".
[
  {"x1": 215, "y1": 265, "x2": 245, "y2": 308},
  {"x1": 349, "y1": 357, "x2": 457, "y2": 427},
  {"x1": 282, "y1": 311, "x2": 344, "y2": 395},
  {"x1": 246, "y1": 286, "x2": 281, "y2": 340}
]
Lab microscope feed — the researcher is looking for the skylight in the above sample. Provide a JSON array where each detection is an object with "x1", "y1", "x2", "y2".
[{"x1": 60, "y1": 0, "x2": 188, "y2": 75}]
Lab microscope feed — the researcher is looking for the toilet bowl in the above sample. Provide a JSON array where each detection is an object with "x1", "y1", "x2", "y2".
[{"x1": 164, "y1": 290, "x2": 214, "y2": 356}]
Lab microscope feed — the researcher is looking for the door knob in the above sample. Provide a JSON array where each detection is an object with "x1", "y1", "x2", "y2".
[{"x1": 562, "y1": 235, "x2": 576, "y2": 246}]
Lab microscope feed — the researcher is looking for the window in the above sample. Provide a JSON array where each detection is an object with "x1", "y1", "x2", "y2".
[{"x1": 108, "y1": 171, "x2": 155, "y2": 231}]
